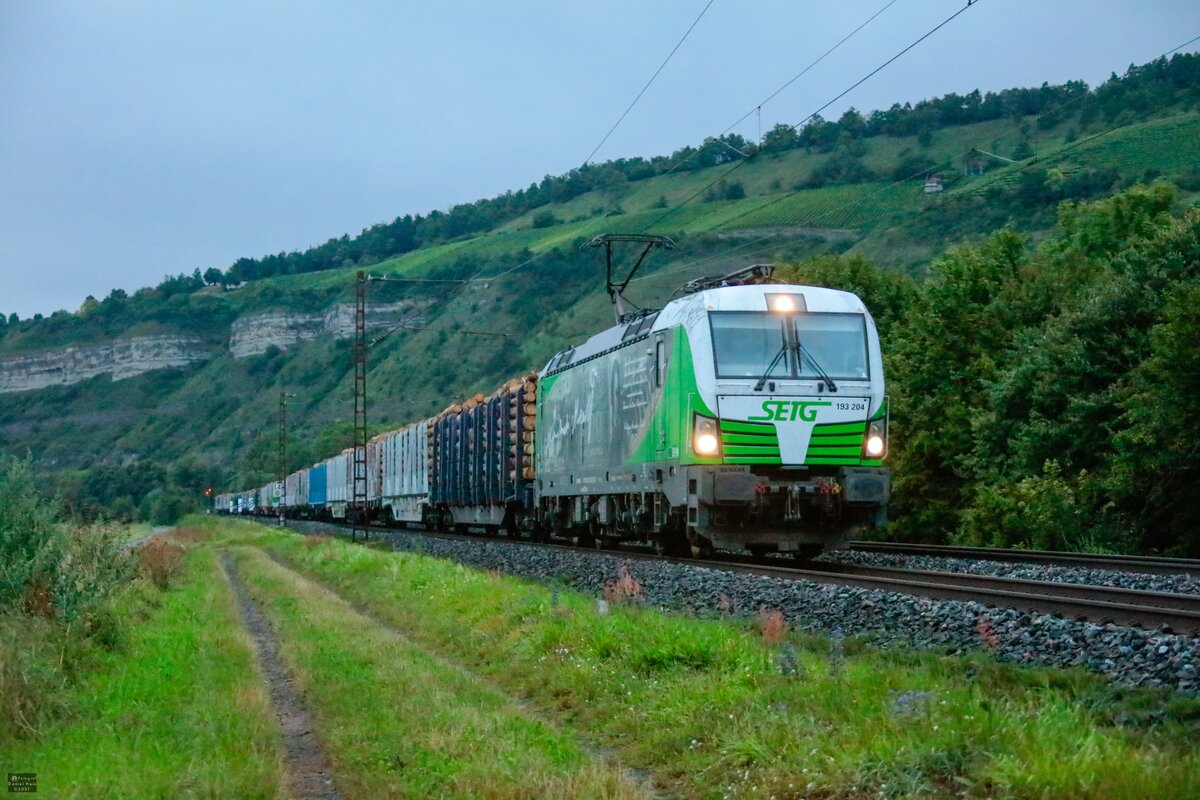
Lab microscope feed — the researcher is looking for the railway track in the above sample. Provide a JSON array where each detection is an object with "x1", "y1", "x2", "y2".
[
  {"x1": 849, "y1": 541, "x2": 1200, "y2": 578},
  {"x1": 285, "y1": 519, "x2": 1200, "y2": 634},
  {"x1": 712, "y1": 559, "x2": 1200, "y2": 634}
]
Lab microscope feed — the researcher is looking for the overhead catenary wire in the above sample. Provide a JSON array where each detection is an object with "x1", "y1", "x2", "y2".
[
  {"x1": 582, "y1": 0, "x2": 717, "y2": 167},
  {"x1": 640, "y1": 0, "x2": 984, "y2": 234},
  {"x1": 628, "y1": 30, "x2": 1200, "y2": 290},
  {"x1": 379, "y1": 0, "x2": 910, "y2": 300},
  {"x1": 577, "y1": 0, "x2": 904, "y2": 229},
  {"x1": 365, "y1": 6, "x2": 1192, "y2": 341},
  {"x1": 718, "y1": 0, "x2": 902, "y2": 141},
  {"x1": 468, "y1": 4, "x2": 913, "y2": 289},
  {"x1": 364, "y1": 3, "x2": 720, "y2": 346}
]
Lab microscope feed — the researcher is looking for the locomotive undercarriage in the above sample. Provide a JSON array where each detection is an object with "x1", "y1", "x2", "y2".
[
  {"x1": 681, "y1": 464, "x2": 889, "y2": 556},
  {"x1": 367, "y1": 462, "x2": 888, "y2": 560}
]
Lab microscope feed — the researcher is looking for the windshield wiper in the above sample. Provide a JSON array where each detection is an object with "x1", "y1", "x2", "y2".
[
  {"x1": 753, "y1": 342, "x2": 791, "y2": 392},
  {"x1": 798, "y1": 344, "x2": 837, "y2": 392}
]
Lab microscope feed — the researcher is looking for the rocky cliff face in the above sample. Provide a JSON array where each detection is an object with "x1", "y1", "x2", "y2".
[
  {"x1": 0, "y1": 336, "x2": 213, "y2": 394},
  {"x1": 228, "y1": 301, "x2": 423, "y2": 357},
  {"x1": 228, "y1": 312, "x2": 323, "y2": 358},
  {"x1": 0, "y1": 300, "x2": 430, "y2": 393}
]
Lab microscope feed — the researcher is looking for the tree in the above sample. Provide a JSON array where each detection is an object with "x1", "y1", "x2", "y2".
[
  {"x1": 761, "y1": 123, "x2": 800, "y2": 154},
  {"x1": 1110, "y1": 280, "x2": 1200, "y2": 555},
  {"x1": 203, "y1": 267, "x2": 224, "y2": 285}
]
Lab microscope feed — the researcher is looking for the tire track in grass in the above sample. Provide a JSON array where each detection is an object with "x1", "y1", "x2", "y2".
[
  {"x1": 219, "y1": 551, "x2": 341, "y2": 800},
  {"x1": 254, "y1": 549, "x2": 663, "y2": 799}
]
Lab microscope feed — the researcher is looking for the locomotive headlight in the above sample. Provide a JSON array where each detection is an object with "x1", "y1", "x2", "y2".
[
  {"x1": 864, "y1": 420, "x2": 887, "y2": 458},
  {"x1": 771, "y1": 294, "x2": 797, "y2": 313},
  {"x1": 693, "y1": 415, "x2": 720, "y2": 456}
]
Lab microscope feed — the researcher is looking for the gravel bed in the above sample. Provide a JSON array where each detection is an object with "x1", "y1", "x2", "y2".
[
  {"x1": 818, "y1": 549, "x2": 1200, "y2": 596},
  {"x1": 277, "y1": 521, "x2": 1199, "y2": 694},
  {"x1": 324, "y1": 527, "x2": 1195, "y2": 696}
]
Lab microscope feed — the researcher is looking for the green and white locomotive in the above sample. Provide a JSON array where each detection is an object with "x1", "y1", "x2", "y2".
[
  {"x1": 225, "y1": 261, "x2": 890, "y2": 560},
  {"x1": 535, "y1": 266, "x2": 889, "y2": 557}
]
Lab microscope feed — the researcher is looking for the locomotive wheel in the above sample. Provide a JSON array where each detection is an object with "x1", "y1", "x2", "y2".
[
  {"x1": 657, "y1": 516, "x2": 690, "y2": 557},
  {"x1": 653, "y1": 535, "x2": 667, "y2": 557},
  {"x1": 747, "y1": 545, "x2": 772, "y2": 558},
  {"x1": 688, "y1": 531, "x2": 714, "y2": 559}
]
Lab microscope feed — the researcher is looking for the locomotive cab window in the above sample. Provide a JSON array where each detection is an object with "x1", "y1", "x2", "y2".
[{"x1": 709, "y1": 311, "x2": 869, "y2": 381}]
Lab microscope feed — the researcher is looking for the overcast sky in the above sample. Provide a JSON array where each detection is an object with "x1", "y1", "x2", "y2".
[{"x1": 2, "y1": 0, "x2": 1197, "y2": 318}]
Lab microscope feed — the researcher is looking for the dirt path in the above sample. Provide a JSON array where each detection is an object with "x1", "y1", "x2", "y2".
[
  {"x1": 259, "y1": 549, "x2": 663, "y2": 800},
  {"x1": 219, "y1": 552, "x2": 341, "y2": 800}
]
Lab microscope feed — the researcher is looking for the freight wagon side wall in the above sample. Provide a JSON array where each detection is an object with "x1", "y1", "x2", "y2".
[
  {"x1": 381, "y1": 421, "x2": 431, "y2": 524},
  {"x1": 430, "y1": 377, "x2": 536, "y2": 527},
  {"x1": 308, "y1": 463, "x2": 327, "y2": 508}
]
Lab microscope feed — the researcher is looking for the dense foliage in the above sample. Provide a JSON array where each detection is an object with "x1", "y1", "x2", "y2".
[{"x1": 782, "y1": 184, "x2": 1200, "y2": 556}]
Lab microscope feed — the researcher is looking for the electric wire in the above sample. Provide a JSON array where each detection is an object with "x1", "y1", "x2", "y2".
[
  {"x1": 472, "y1": 2, "x2": 909, "y2": 287},
  {"x1": 629, "y1": 31, "x2": 1200, "y2": 289},
  {"x1": 582, "y1": 0, "x2": 717, "y2": 167},
  {"x1": 577, "y1": 0, "x2": 904, "y2": 230},
  {"x1": 640, "y1": 0, "x2": 985, "y2": 234}
]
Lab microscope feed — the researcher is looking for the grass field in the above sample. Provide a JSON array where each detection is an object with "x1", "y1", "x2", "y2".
[
  {"x1": 202, "y1": 518, "x2": 1200, "y2": 799},
  {"x1": 2, "y1": 544, "x2": 285, "y2": 799},
  {"x1": 7, "y1": 518, "x2": 1200, "y2": 798}
]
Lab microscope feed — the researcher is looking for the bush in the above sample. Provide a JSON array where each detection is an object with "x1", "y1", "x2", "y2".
[
  {"x1": 0, "y1": 458, "x2": 65, "y2": 613},
  {"x1": 137, "y1": 538, "x2": 186, "y2": 590},
  {"x1": 53, "y1": 524, "x2": 133, "y2": 621},
  {"x1": 0, "y1": 614, "x2": 70, "y2": 739},
  {"x1": 958, "y1": 461, "x2": 1105, "y2": 551},
  {"x1": 0, "y1": 457, "x2": 133, "y2": 621}
]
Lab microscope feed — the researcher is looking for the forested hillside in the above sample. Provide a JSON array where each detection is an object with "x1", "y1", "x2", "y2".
[
  {"x1": 780, "y1": 184, "x2": 1200, "y2": 556},
  {"x1": 0, "y1": 54, "x2": 1197, "y2": 553}
]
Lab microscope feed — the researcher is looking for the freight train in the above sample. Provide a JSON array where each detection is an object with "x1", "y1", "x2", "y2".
[{"x1": 217, "y1": 268, "x2": 890, "y2": 558}]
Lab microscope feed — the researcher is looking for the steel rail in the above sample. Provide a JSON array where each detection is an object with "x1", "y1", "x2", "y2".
[
  {"x1": 285, "y1": 519, "x2": 1200, "y2": 634},
  {"x1": 718, "y1": 560, "x2": 1200, "y2": 634},
  {"x1": 849, "y1": 541, "x2": 1200, "y2": 578}
]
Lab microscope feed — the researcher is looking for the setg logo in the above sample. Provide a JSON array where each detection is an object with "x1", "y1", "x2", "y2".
[{"x1": 748, "y1": 400, "x2": 832, "y2": 422}]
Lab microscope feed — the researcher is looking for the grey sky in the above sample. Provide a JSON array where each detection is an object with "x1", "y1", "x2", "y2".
[{"x1": 1, "y1": 1, "x2": 1197, "y2": 319}]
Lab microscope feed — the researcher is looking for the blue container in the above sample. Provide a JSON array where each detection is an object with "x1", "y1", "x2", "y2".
[{"x1": 309, "y1": 463, "x2": 328, "y2": 507}]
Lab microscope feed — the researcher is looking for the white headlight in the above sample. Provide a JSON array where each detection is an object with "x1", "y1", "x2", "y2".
[
  {"x1": 865, "y1": 434, "x2": 885, "y2": 457},
  {"x1": 772, "y1": 294, "x2": 797, "y2": 313},
  {"x1": 696, "y1": 433, "x2": 719, "y2": 454}
]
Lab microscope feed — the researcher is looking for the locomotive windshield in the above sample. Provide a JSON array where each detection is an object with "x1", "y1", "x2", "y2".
[{"x1": 710, "y1": 312, "x2": 870, "y2": 381}]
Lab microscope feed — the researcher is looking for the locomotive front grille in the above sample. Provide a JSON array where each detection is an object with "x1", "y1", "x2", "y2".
[{"x1": 719, "y1": 419, "x2": 779, "y2": 464}]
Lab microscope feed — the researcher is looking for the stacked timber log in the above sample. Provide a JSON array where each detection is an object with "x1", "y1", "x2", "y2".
[{"x1": 428, "y1": 371, "x2": 538, "y2": 510}]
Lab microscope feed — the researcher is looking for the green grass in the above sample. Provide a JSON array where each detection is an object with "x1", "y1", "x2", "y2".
[
  {"x1": 230, "y1": 545, "x2": 647, "y2": 799},
  {"x1": 2, "y1": 544, "x2": 284, "y2": 799},
  {"x1": 201, "y1": 517, "x2": 1200, "y2": 800}
]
